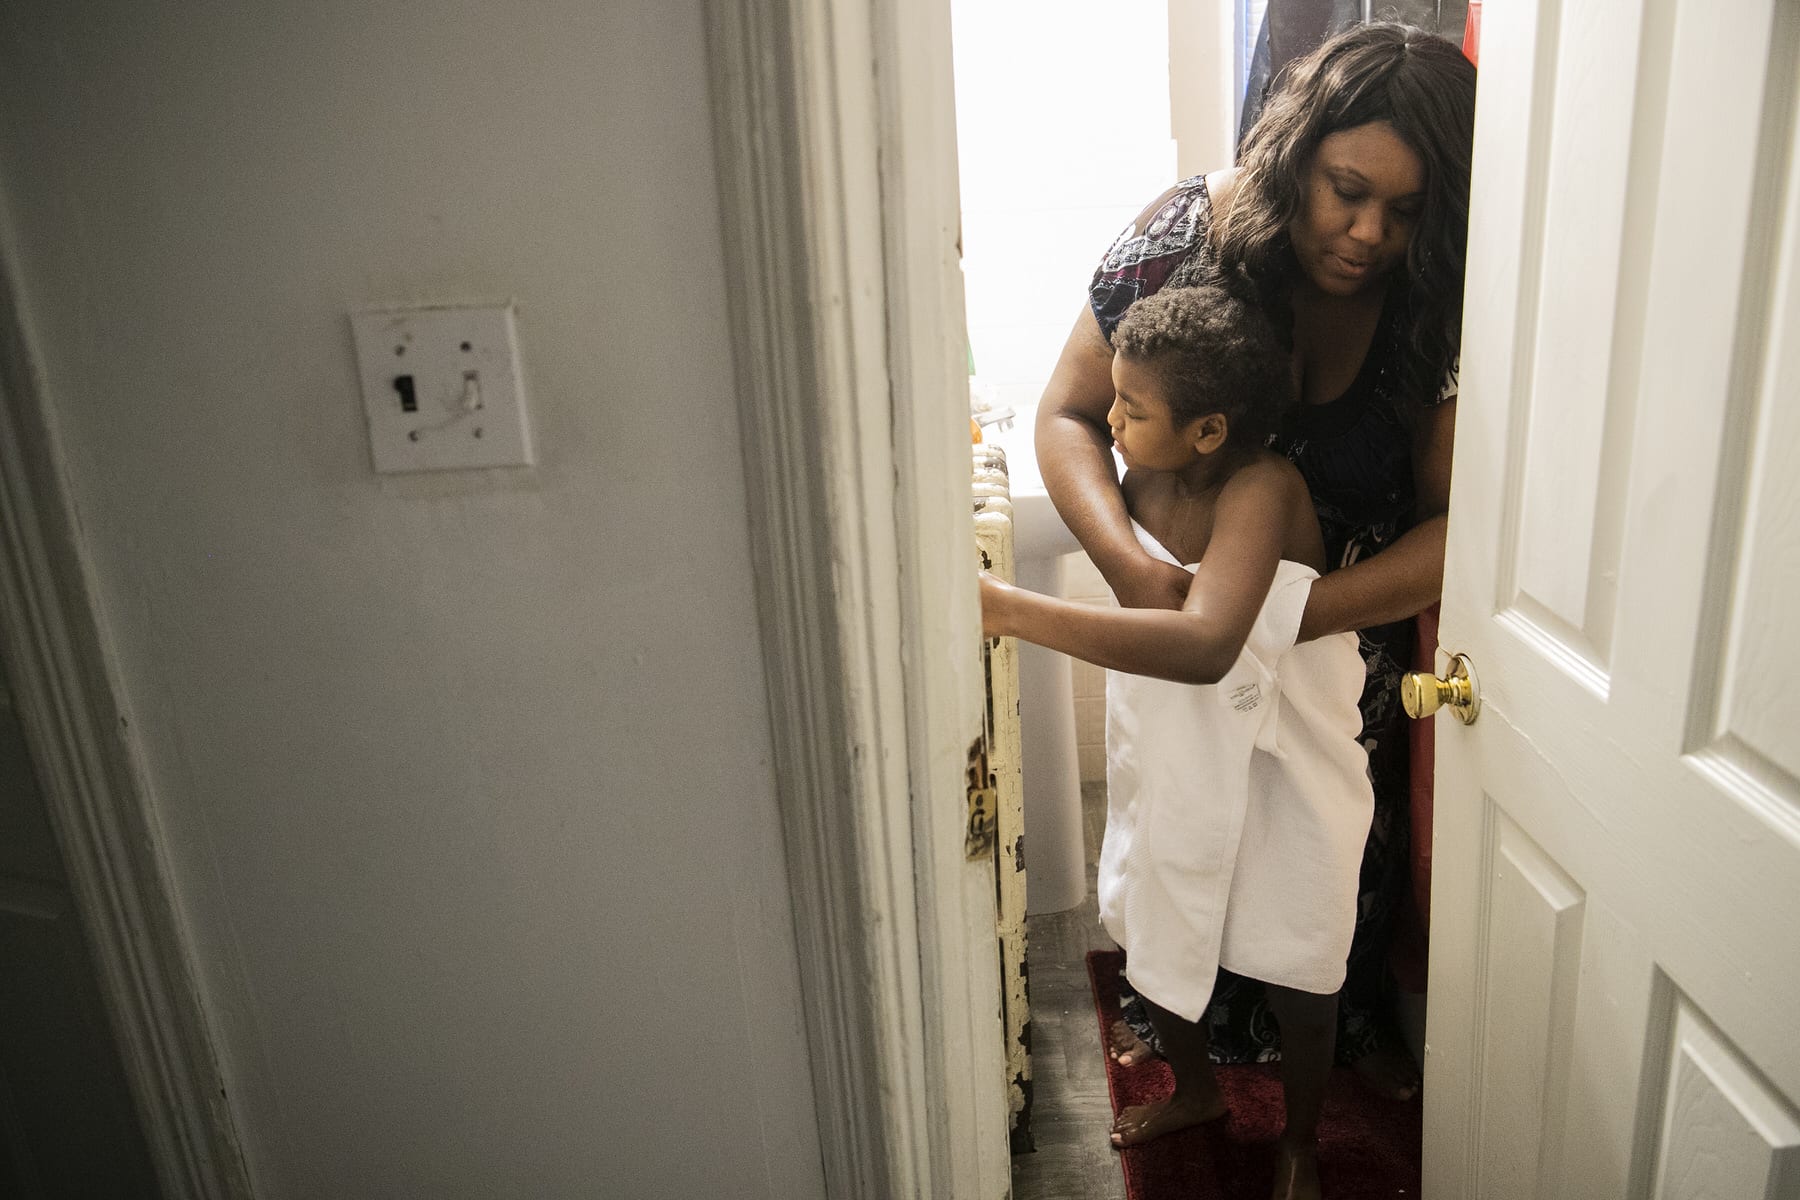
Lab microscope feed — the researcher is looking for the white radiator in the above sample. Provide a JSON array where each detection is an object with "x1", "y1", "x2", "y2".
[{"x1": 972, "y1": 444, "x2": 1032, "y2": 1151}]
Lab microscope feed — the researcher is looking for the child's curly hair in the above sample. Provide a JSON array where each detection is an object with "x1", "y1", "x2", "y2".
[{"x1": 1111, "y1": 285, "x2": 1293, "y2": 448}]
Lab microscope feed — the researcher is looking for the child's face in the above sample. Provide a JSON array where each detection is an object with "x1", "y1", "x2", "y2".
[{"x1": 1107, "y1": 352, "x2": 1209, "y2": 472}]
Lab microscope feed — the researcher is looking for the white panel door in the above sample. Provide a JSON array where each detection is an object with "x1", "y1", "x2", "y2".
[{"x1": 1425, "y1": 0, "x2": 1800, "y2": 1197}]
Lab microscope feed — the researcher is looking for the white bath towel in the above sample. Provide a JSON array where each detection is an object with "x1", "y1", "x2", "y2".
[{"x1": 1100, "y1": 521, "x2": 1373, "y2": 1021}]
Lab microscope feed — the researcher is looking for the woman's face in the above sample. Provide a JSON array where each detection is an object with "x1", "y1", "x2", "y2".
[{"x1": 1289, "y1": 120, "x2": 1426, "y2": 297}]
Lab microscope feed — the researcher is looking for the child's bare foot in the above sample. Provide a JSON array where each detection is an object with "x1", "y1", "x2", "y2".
[
  {"x1": 1270, "y1": 1140, "x2": 1321, "y2": 1200},
  {"x1": 1108, "y1": 1088, "x2": 1226, "y2": 1148},
  {"x1": 1108, "y1": 1018, "x2": 1156, "y2": 1067},
  {"x1": 1350, "y1": 1043, "x2": 1420, "y2": 1101}
]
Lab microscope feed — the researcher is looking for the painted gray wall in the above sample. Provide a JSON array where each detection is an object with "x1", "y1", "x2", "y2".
[{"x1": 0, "y1": 3, "x2": 826, "y2": 1197}]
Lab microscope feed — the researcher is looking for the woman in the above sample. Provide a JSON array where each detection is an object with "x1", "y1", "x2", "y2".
[{"x1": 1036, "y1": 23, "x2": 1476, "y2": 1107}]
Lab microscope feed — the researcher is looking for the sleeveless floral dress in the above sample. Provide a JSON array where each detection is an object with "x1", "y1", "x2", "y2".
[{"x1": 1092, "y1": 174, "x2": 1455, "y2": 1064}]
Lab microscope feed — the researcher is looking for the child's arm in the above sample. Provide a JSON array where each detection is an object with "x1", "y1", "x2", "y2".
[{"x1": 980, "y1": 458, "x2": 1297, "y2": 685}]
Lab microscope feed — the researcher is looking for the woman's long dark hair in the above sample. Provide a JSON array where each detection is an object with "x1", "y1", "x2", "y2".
[{"x1": 1213, "y1": 23, "x2": 1477, "y2": 413}]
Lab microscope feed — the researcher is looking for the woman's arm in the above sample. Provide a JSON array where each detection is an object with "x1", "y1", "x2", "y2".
[
  {"x1": 1296, "y1": 396, "x2": 1456, "y2": 641},
  {"x1": 1035, "y1": 307, "x2": 1193, "y2": 610},
  {"x1": 983, "y1": 460, "x2": 1293, "y2": 683}
]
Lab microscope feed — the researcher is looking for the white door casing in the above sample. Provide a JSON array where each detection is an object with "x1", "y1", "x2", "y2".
[
  {"x1": 0, "y1": 245, "x2": 251, "y2": 1196},
  {"x1": 0, "y1": 664, "x2": 163, "y2": 1193},
  {"x1": 1427, "y1": 0, "x2": 1800, "y2": 1196},
  {"x1": 703, "y1": 0, "x2": 1010, "y2": 1196}
]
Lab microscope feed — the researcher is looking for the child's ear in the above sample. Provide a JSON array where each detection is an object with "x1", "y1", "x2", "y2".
[{"x1": 1191, "y1": 413, "x2": 1230, "y2": 454}]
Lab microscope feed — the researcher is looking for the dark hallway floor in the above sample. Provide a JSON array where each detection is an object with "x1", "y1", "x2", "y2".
[{"x1": 1010, "y1": 781, "x2": 1126, "y2": 1200}]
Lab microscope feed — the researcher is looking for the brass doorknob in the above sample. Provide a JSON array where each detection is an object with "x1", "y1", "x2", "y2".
[{"x1": 1401, "y1": 652, "x2": 1481, "y2": 724}]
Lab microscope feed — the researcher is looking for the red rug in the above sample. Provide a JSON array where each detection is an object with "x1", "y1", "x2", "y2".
[{"x1": 1086, "y1": 950, "x2": 1422, "y2": 1200}]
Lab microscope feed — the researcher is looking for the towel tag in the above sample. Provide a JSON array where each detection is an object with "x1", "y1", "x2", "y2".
[{"x1": 1228, "y1": 682, "x2": 1263, "y2": 713}]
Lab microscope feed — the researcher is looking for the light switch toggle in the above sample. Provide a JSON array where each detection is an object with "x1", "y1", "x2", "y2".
[{"x1": 405, "y1": 371, "x2": 489, "y2": 443}]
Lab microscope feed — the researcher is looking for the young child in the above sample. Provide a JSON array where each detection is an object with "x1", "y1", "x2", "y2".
[{"x1": 980, "y1": 285, "x2": 1373, "y2": 1200}]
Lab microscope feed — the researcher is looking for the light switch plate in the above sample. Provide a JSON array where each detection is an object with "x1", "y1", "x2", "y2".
[{"x1": 350, "y1": 303, "x2": 534, "y2": 473}]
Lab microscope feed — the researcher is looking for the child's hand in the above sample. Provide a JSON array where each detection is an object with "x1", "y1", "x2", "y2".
[{"x1": 978, "y1": 571, "x2": 1015, "y2": 639}]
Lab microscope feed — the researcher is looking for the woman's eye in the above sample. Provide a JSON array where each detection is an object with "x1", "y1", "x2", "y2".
[{"x1": 1333, "y1": 186, "x2": 1363, "y2": 202}]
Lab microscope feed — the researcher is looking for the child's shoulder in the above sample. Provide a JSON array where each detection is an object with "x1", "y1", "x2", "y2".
[
  {"x1": 1223, "y1": 452, "x2": 1323, "y2": 570},
  {"x1": 1219, "y1": 450, "x2": 1308, "y2": 504}
]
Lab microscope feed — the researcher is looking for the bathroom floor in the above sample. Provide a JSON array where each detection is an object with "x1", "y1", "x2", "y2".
[
  {"x1": 1010, "y1": 781, "x2": 1127, "y2": 1200},
  {"x1": 1011, "y1": 783, "x2": 1431, "y2": 1200}
]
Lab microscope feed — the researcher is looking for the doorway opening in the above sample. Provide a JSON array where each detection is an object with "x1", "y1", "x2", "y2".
[{"x1": 946, "y1": 4, "x2": 1470, "y2": 1196}]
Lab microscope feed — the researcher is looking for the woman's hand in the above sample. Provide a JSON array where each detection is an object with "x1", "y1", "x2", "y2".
[
  {"x1": 1104, "y1": 556, "x2": 1194, "y2": 611},
  {"x1": 979, "y1": 571, "x2": 1016, "y2": 639}
]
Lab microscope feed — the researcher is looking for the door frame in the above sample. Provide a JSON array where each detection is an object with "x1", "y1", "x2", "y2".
[
  {"x1": 703, "y1": 0, "x2": 1007, "y2": 1195},
  {"x1": 0, "y1": 257, "x2": 252, "y2": 1190}
]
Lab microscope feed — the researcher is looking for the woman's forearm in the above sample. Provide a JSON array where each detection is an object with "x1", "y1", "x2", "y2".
[
  {"x1": 1034, "y1": 309, "x2": 1192, "y2": 610},
  {"x1": 1034, "y1": 407, "x2": 1143, "y2": 577},
  {"x1": 988, "y1": 582, "x2": 1240, "y2": 685},
  {"x1": 1297, "y1": 514, "x2": 1446, "y2": 641}
]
